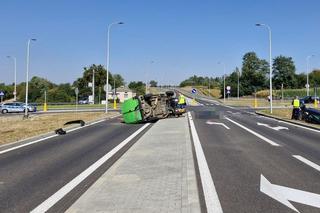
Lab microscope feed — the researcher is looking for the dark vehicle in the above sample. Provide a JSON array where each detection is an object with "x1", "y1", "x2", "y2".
[
  {"x1": 300, "y1": 96, "x2": 319, "y2": 104},
  {"x1": 300, "y1": 105, "x2": 320, "y2": 124}
]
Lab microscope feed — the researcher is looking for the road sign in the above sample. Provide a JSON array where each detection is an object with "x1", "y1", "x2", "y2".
[
  {"x1": 227, "y1": 90, "x2": 230, "y2": 94},
  {"x1": 75, "y1": 88, "x2": 79, "y2": 95},
  {"x1": 88, "y1": 82, "x2": 93, "y2": 87},
  {"x1": 226, "y1": 86, "x2": 231, "y2": 91},
  {"x1": 104, "y1": 84, "x2": 112, "y2": 92},
  {"x1": 191, "y1": 88, "x2": 197, "y2": 94},
  {"x1": 0, "y1": 91, "x2": 4, "y2": 96}
]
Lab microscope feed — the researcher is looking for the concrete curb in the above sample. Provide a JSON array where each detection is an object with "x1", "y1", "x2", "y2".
[
  {"x1": 0, "y1": 114, "x2": 120, "y2": 152},
  {"x1": 255, "y1": 111, "x2": 320, "y2": 131}
]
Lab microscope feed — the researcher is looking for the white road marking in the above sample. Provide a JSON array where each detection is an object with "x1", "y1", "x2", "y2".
[
  {"x1": 224, "y1": 105, "x2": 234, "y2": 109},
  {"x1": 257, "y1": 122, "x2": 289, "y2": 131},
  {"x1": 225, "y1": 117, "x2": 280, "y2": 146},
  {"x1": 227, "y1": 111, "x2": 233, "y2": 114},
  {"x1": 260, "y1": 174, "x2": 320, "y2": 212},
  {"x1": 188, "y1": 112, "x2": 223, "y2": 213},
  {"x1": 30, "y1": 123, "x2": 151, "y2": 213},
  {"x1": 0, "y1": 115, "x2": 120, "y2": 155},
  {"x1": 293, "y1": 155, "x2": 320, "y2": 172},
  {"x1": 206, "y1": 121, "x2": 230, "y2": 130},
  {"x1": 278, "y1": 120, "x2": 320, "y2": 134}
]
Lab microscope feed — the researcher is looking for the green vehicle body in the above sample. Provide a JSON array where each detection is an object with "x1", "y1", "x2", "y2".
[{"x1": 121, "y1": 98, "x2": 143, "y2": 124}]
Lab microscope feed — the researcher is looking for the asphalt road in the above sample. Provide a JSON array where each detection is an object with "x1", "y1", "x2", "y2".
[
  {"x1": 0, "y1": 117, "x2": 149, "y2": 212},
  {"x1": 189, "y1": 98, "x2": 320, "y2": 212}
]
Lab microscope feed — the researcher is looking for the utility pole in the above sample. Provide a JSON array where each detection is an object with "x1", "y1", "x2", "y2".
[
  {"x1": 92, "y1": 68, "x2": 95, "y2": 104},
  {"x1": 25, "y1": 38, "x2": 37, "y2": 117}
]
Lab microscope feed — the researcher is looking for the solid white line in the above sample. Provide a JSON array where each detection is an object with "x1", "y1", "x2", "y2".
[
  {"x1": 293, "y1": 155, "x2": 320, "y2": 172},
  {"x1": 225, "y1": 117, "x2": 280, "y2": 147},
  {"x1": 187, "y1": 112, "x2": 223, "y2": 213},
  {"x1": 278, "y1": 121, "x2": 320, "y2": 134},
  {"x1": 0, "y1": 135, "x2": 58, "y2": 155},
  {"x1": 31, "y1": 123, "x2": 151, "y2": 213},
  {"x1": 0, "y1": 115, "x2": 120, "y2": 155}
]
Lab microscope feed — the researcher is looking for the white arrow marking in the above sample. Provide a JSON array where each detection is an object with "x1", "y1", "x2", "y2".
[
  {"x1": 260, "y1": 174, "x2": 320, "y2": 212},
  {"x1": 257, "y1": 122, "x2": 289, "y2": 131},
  {"x1": 206, "y1": 121, "x2": 230, "y2": 129}
]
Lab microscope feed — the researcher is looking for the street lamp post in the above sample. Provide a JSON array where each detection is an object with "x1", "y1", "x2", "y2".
[
  {"x1": 105, "y1": 22, "x2": 124, "y2": 113},
  {"x1": 7, "y1": 56, "x2": 17, "y2": 101},
  {"x1": 218, "y1": 62, "x2": 226, "y2": 102},
  {"x1": 306, "y1": 55, "x2": 315, "y2": 96},
  {"x1": 92, "y1": 68, "x2": 95, "y2": 104},
  {"x1": 237, "y1": 69, "x2": 240, "y2": 100},
  {"x1": 256, "y1": 23, "x2": 273, "y2": 113},
  {"x1": 25, "y1": 38, "x2": 36, "y2": 117}
]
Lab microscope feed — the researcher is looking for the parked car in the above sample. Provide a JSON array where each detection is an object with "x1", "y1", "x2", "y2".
[
  {"x1": 0, "y1": 102, "x2": 36, "y2": 114},
  {"x1": 300, "y1": 96, "x2": 319, "y2": 104},
  {"x1": 78, "y1": 99, "x2": 89, "y2": 104}
]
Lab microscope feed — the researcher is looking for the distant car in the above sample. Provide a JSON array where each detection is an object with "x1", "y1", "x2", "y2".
[
  {"x1": 78, "y1": 100, "x2": 89, "y2": 104},
  {"x1": 0, "y1": 102, "x2": 36, "y2": 114},
  {"x1": 300, "y1": 96, "x2": 319, "y2": 104}
]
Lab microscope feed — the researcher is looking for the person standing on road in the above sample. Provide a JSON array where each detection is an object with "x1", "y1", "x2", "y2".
[
  {"x1": 178, "y1": 94, "x2": 186, "y2": 106},
  {"x1": 291, "y1": 96, "x2": 300, "y2": 120}
]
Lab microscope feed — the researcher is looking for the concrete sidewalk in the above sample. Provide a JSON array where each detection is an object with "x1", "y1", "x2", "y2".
[{"x1": 67, "y1": 116, "x2": 201, "y2": 213}]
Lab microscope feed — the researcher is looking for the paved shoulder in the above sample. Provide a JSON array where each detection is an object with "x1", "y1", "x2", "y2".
[{"x1": 67, "y1": 116, "x2": 201, "y2": 213}]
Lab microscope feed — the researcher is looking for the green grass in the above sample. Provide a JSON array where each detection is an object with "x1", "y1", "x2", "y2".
[{"x1": 256, "y1": 88, "x2": 319, "y2": 99}]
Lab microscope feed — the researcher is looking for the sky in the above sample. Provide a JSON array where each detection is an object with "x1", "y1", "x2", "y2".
[{"x1": 0, "y1": 0, "x2": 320, "y2": 85}]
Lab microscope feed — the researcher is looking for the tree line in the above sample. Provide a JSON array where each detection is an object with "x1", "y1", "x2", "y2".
[
  {"x1": 180, "y1": 51, "x2": 320, "y2": 97},
  {"x1": 0, "y1": 64, "x2": 125, "y2": 103}
]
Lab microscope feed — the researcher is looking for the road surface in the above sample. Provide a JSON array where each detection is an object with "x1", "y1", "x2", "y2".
[
  {"x1": 0, "y1": 117, "x2": 149, "y2": 212},
  {"x1": 189, "y1": 97, "x2": 320, "y2": 212}
]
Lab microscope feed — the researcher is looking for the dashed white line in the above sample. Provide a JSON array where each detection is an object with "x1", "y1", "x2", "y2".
[
  {"x1": 188, "y1": 112, "x2": 223, "y2": 213},
  {"x1": 293, "y1": 155, "x2": 320, "y2": 172},
  {"x1": 225, "y1": 117, "x2": 280, "y2": 147},
  {"x1": 30, "y1": 123, "x2": 151, "y2": 213}
]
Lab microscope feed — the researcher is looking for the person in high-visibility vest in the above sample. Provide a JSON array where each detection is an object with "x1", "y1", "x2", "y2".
[
  {"x1": 178, "y1": 94, "x2": 186, "y2": 106},
  {"x1": 291, "y1": 96, "x2": 300, "y2": 120}
]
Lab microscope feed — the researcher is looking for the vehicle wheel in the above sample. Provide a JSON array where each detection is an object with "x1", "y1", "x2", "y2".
[{"x1": 2, "y1": 109, "x2": 8, "y2": 114}]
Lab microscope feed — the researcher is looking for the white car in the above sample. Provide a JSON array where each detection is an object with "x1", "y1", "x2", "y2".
[{"x1": 0, "y1": 102, "x2": 36, "y2": 114}]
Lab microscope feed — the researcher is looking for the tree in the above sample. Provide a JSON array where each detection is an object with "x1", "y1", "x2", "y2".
[
  {"x1": 73, "y1": 64, "x2": 124, "y2": 101},
  {"x1": 221, "y1": 67, "x2": 243, "y2": 97},
  {"x1": 149, "y1": 80, "x2": 158, "y2": 87},
  {"x1": 128, "y1": 81, "x2": 146, "y2": 96},
  {"x1": 310, "y1": 69, "x2": 320, "y2": 86},
  {"x1": 272, "y1": 56, "x2": 296, "y2": 89},
  {"x1": 240, "y1": 52, "x2": 268, "y2": 95},
  {"x1": 113, "y1": 74, "x2": 125, "y2": 88},
  {"x1": 294, "y1": 73, "x2": 307, "y2": 88}
]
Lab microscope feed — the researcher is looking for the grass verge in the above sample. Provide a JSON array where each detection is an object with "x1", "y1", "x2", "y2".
[{"x1": 0, "y1": 112, "x2": 119, "y2": 145}]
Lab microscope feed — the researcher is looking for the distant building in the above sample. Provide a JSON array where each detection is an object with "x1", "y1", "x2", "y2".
[{"x1": 107, "y1": 86, "x2": 136, "y2": 103}]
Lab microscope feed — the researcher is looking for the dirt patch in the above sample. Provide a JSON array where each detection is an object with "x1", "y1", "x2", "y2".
[{"x1": 0, "y1": 112, "x2": 119, "y2": 145}]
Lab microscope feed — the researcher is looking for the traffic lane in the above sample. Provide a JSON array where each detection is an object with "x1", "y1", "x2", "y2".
[
  {"x1": 191, "y1": 108, "x2": 320, "y2": 213},
  {"x1": 227, "y1": 113, "x2": 320, "y2": 166},
  {"x1": 0, "y1": 118, "x2": 145, "y2": 212}
]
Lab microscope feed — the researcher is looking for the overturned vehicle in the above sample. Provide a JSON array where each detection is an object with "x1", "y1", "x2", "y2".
[{"x1": 121, "y1": 91, "x2": 186, "y2": 124}]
